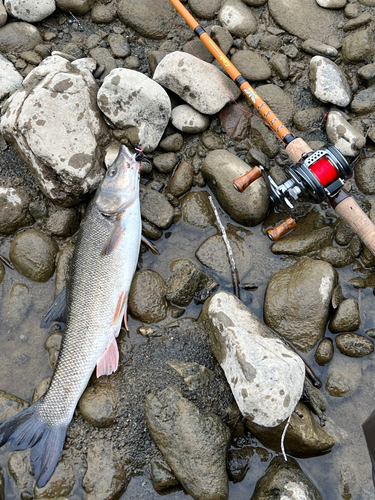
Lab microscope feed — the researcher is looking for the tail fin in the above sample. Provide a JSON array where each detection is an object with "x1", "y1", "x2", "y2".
[
  {"x1": 363, "y1": 409, "x2": 375, "y2": 487},
  {"x1": 0, "y1": 403, "x2": 67, "y2": 488}
]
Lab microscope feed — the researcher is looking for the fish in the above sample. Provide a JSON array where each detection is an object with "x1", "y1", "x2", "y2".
[{"x1": 0, "y1": 145, "x2": 142, "y2": 488}]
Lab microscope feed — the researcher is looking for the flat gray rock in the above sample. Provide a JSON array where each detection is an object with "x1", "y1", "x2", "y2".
[
  {"x1": 4, "y1": 0, "x2": 55, "y2": 22},
  {"x1": 310, "y1": 56, "x2": 352, "y2": 106}
]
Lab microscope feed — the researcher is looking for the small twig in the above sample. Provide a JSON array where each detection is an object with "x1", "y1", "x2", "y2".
[
  {"x1": 281, "y1": 414, "x2": 292, "y2": 461},
  {"x1": 208, "y1": 196, "x2": 240, "y2": 299},
  {"x1": 69, "y1": 11, "x2": 84, "y2": 30}
]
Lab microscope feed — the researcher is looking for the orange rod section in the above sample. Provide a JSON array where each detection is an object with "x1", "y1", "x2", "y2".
[{"x1": 168, "y1": 0, "x2": 291, "y2": 141}]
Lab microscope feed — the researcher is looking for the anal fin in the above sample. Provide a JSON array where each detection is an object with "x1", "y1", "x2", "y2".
[{"x1": 96, "y1": 338, "x2": 119, "y2": 377}]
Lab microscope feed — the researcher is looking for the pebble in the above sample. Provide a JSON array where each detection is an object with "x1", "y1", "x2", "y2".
[
  {"x1": 141, "y1": 220, "x2": 162, "y2": 240},
  {"x1": 188, "y1": 0, "x2": 221, "y2": 19},
  {"x1": 140, "y1": 185, "x2": 174, "y2": 229},
  {"x1": 78, "y1": 380, "x2": 118, "y2": 427},
  {"x1": 91, "y1": 0, "x2": 117, "y2": 23},
  {"x1": 343, "y1": 12, "x2": 372, "y2": 31},
  {"x1": 150, "y1": 461, "x2": 179, "y2": 492},
  {"x1": 319, "y1": 245, "x2": 353, "y2": 267},
  {"x1": 310, "y1": 56, "x2": 352, "y2": 107},
  {"x1": 0, "y1": 1, "x2": 7, "y2": 26},
  {"x1": 259, "y1": 34, "x2": 281, "y2": 52},
  {"x1": 153, "y1": 152, "x2": 178, "y2": 174},
  {"x1": 301, "y1": 39, "x2": 338, "y2": 58},
  {"x1": 218, "y1": 0, "x2": 258, "y2": 37},
  {"x1": 32, "y1": 377, "x2": 51, "y2": 403},
  {"x1": 55, "y1": 241, "x2": 74, "y2": 296},
  {"x1": 34, "y1": 459, "x2": 75, "y2": 499},
  {"x1": 0, "y1": 390, "x2": 28, "y2": 422},
  {"x1": 335, "y1": 219, "x2": 354, "y2": 246},
  {"x1": 329, "y1": 298, "x2": 360, "y2": 333},
  {"x1": 271, "y1": 227, "x2": 334, "y2": 256},
  {"x1": 107, "y1": 33, "x2": 130, "y2": 58},
  {"x1": 89, "y1": 47, "x2": 116, "y2": 79},
  {"x1": 326, "y1": 110, "x2": 366, "y2": 157},
  {"x1": 128, "y1": 270, "x2": 168, "y2": 323},
  {"x1": 358, "y1": 63, "x2": 375, "y2": 86},
  {"x1": 166, "y1": 259, "x2": 212, "y2": 307},
  {"x1": 166, "y1": 161, "x2": 194, "y2": 198},
  {"x1": 269, "y1": 53, "x2": 289, "y2": 80},
  {"x1": 355, "y1": 158, "x2": 375, "y2": 195},
  {"x1": 344, "y1": 2, "x2": 358, "y2": 17},
  {"x1": 44, "y1": 333, "x2": 62, "y2": 369},
  {"x1": 0, "y1": 22, "x2": 42, "y2": 53},
  {"x1": 45, "y1": 207, "x2": 80, "y2": 237},
  {"x1": 183, "y1": 38, "x2": 215, "y2": 63},
  {"x1": 4, "y1": 0, "x2": 55, "y2": 22},
  {"x1": 171, "y1": 104, "x2": 210, "y2": 134},
  {"x1": 315, "y1": 338, "x2": 334, "y2": 365},
  {"x1": 0, "y1": 186, "x2": 32, "y2": 234},
  {"x1": 97, "y1": 68, "x2": 171, "y2": 153},
  {"x1": 202, "y1": 291, "x2": 305, "y2": 427},
  {"x1": 55, "y1": 0, "x2": 95, "y2": 15},
  {"x1": 145, "y1": 386, "x2": 230, "y2": 500},
  {"x1": 325, "y1": 369, "x2": 351, "y2": 397},
  {"x1": 316, "y1": 0, "x2": 347, "y2": 7},
  {"x1": 201, "y1": 149, "x2": 269, "y2": 226},
  {"x1": 123, "y1": 55, "x2": 140, "y2": 69},
  {"x1": 351, "y1": 87, "x2": 375, "y2": 115},
  {"x1": 9, "y1": 230, "x2": 59, "y2": 282},
  {"x1": 8, "y1": 450, "x2": 34, "y2": 498},
  {"x1": 341, "y1": 29, "x2": 374, "y2": 63},
  {"x1": 231, "y1": 50, "x2": 271, "y2": 81},
  {"x1": 0, "y1": 54, "x2": 23, "y2": 100},
  {"x1": 293, "y1": 107, "x2": 326, "y2": 132},
  {"x1": 159, "y1": 133, "x2": 183, "y2": 152},
  {"x1": 153, "y1": 52, "x2": 241, "y2": 115},
  {"x1": 264, "y1": 258, "x2": 337, "y2": 352},
  {"x1": 335, "y1": 333, "x2": 374, "y2": 357},
  {"x1": 180, "y1": 191, "x2": 216, "y2": 229}
]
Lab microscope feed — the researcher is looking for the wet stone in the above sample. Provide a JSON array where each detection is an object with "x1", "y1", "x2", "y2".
[
  {"x1": 293, "y1": 107, "x2": 326, "y2": 132},
  {"x1": 251, "y1": 116, "x2": 280, "y2": 158},
  {"x1": 351, "y1": 87, "x2": 375, "y2": 115},
  {"x1": 159, "y1": 133, "x2": 183, "y2": 152},
  {"x1": 0, "y1": 186, "x2": 32, "y2": 234},
  {"x1": 78, "y1": 379, "x2": 118, "y2": 428},
  {"x1": 355, "y1": 158, "x2": 375, "y2": 195},
  {"x1": 227, "y1": 447, "x2": 254, "y2": 483},
  {"x1": 10, "y1": 230, "x2": 59, "y2": 282},
  {"x1": 325, "y1": 369, "x2": 351, "y2": 397},
  {"x1": 0, "y1": 391, "x2": 29, "y2": 423},
  {"x1": 150, "y1": 460, "x2": 179, "y2": 492},
  {"x1": 329, "y1": 298, "x2": 360, "y2": 333},
  {"x1": 341, "y1": 29, "x2": 375, "y2": 64},
  {"x1": 231, "y1": 50, "x2": 271, "y2": 81},
  {"x1": 166, "y1": 161, "x2": 194, "y2": 198},
  {"x1": 44, "y1": 333, "x2": 62, "y2": 369},
  {"x1": 45, "y1": 207, "x2": 79, "y2": 237},
  {"x1": 358, "y1": 63, "x2": 375, "y2": 86},
  {"x1": 166, "y1": 259, "x2": 212, "y2": 307},
  {"x1": 128, "y1": 270, "x2": 168, "y2": 323},
  {"x1": 141, "y1": 220, "x2": 163, "y2": 240},
  {"x1": 55, "y1": 241, "x2": 75, "y2": 297},
  {"x1": 34, "y1": 458, "x2": 75, "y2": 499},
  {"x1": 140, "y1": 185, "x2": 174, "y2": 229},
  {"x1": 8, "y1": 450, "x2": 33, "y2": 494},
  {"x1": 271, "y1": 227, "x2": 333, "y2": 256},
  {"x1": 319, "y1": 245, "x2": 353, "y2": 267},
  {"x1": 315, "y1": 338, "x2": 334, "y2": 366},
  {"x1": 335, "y1": 219, "x2": 354, "y2": 246},
  {"x1": 166, "y1": 361, "x2": 215, "y2": 390},
  {"x1": 219, "y1": 100, "x2": 252, "y2": 140},
  {"x1": 180, "y1": 191, "x2": 216, "y2": 229},
  {"x1": 335, "y1": 333, "x2": 374, "y2": 357},
  {"x1": 201, "y1": 130, "x2": 225, "y2": 151}
]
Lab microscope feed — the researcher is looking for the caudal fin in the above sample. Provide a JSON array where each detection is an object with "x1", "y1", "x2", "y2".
[
  {"x1": 0, "y1": 402, "x2": 67, "y2": 488},
  {"x1": 363, "y1": 409, "x2": 375, "y2": 486}
]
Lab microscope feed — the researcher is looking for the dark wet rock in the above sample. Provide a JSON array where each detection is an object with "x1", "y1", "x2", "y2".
[
  {"x1": 44, "y1": 333, "x2": 62, "y2": 369},
  {"x1": 97, "y1": 68, "x2": 171, "y2": 153},
  {"x1": 251, "y1": 456, "x2": 322, "y2": 500},
  {"x1": 8, "y1": 450, "x2": 33, "y2": 496},
  {"x1": 34, "y1": 458, "x2": 75, "y2": 499},
  {"x1": 329, "y1": 298, "x2": 360, "y2": 333},
  {"x1": 171, "y1": 104, "x2": 210, "y2": 134},
  {"x1": 293, "y1": 107, "x2": 326, "y2": 132},
  {"x1": 166, "y1": 361, "x2": 215, "y2": 390},
  {"x1": 0, "y1": 22, "x2": 42, "y2": 53},
  {"x1": 201, "y1": 150, "x2": 269, "y2": 226},
  {"x1": 150, "y1": 460, "x2": 179, "y2": 492},
  {"x1": 201, "y1": 130, "x2": 225, "y2": 151},
  {"x1": 0, "y1": 186, "x2": 32, "y2": 234},
  {"x1": 145, "y1": 386, "x2": 230, "y2": 500},
  {"x1": 319, "y1": 245, "x2": 353, "y2": 267},
  {"x1": 166, "y1": 161, "x2": 194, "y2": 198},
  {"x1": 269, "y1": 0, "x2": 339, "y2": 43},
  {"x1": 153, "y1": 52, "x2": 241, "y2": 115},
  {"x1": 218, "y1": 0, "x2": 257, "y2": 37},
  {"x1": 78, "y1": 379, "x2": 118, "y2": 428},
  {"x1": 341, "y1": 29, "x2": 375, "y2": 64},
  {"x1": 219, "y1": 100, "x2": 252, "y2": 140},
  {"x1": 326, "y1": 110, "x2": 366, "y2": 156},
  {"x1": 264, "y1": 258, "x2": 337, "y2": 352},
  {"x1": 91, "y1": 0, "x2": 117, "y2": 24},
  {"x1": 354, "y1": 158, "x2": 375, "y2": 195},
  {"x1": 271, "y1": 227, "x2": 333, "y2": 256},
  {"x1": 2, "y1": 283, "x2": 32, "y2": 329},
  {"x1": 140, "y1": 185, "x2": 174, "y2": 229},
  {"x1": 129, "y1": 270, "x2": 168, "y2": 323},
  {"x1": 82, "y1": 440, "x2": 128, "y2": 500},
  {"x1": 227, "y1": 447, "x2": 254, "y2": 483},
  {"x1": 325, "y1": 369, "x2": 351, "y2": 397},
  {"x1": 250, "y1": 115, "x2": 280, "y2": 158},
  {"x1": 310, "y1": 56, "x2": 352, "y2": 107},
  {"x1": 55, "y1": 241, "x2": 74, "y2": 296},
  {"x1": 180, "y1": 191, "x2": 215, "y2": 229},
  {"x1": 9, "y1": 230, "x2": 59, "y2": 282},
  {"x1": 351, "y1": 87, "x2": 375, "y2": 115},
  {"x1": 166, "y1": 259, "x2": 212, "y2": 307},
  {"x1": 210, "y1": 25, "x2": 233, "y2": 55},
  {"x1": 269, "y1": 53, "x2": 289, "y2": 80},
  {"x1": 315, "y1": 338, "x2": 334, "y2": 366},
  {"x1": 141, "y1": 220, "x2": 163, "y2": 240},
  {"x1": 335, "y1": 219, "x2": 354, "y2": 246},
  {"x1": 247, "y1": 401, "x2": 335, "y2": 458},
  {"x1": 160, "y1": 133, "x2": 183, "y2": 152},
  {"x1": 107, "y1": 34, "x2": 131, "y2": 58},
  {"x1": 153, "y1": 153, "x2": 178, "y2": 174},
  {"x1": 301, "y1": 39, "x2": 338, "y2": 58},
  {"x1": 335, "y1": 333, "x2": 374, "y2": 357},
  {"x1": 45, "y1": 207, "x2": 79, "y2": 237},
  {"x1": 0, "y1": 390, "x2": 29, "y2": 423},
  {"x1": 331, "y1": 284, "x2": 344, "y2": 309},
  {"x1": 202, "y1": 291, "x2": 305, "y2": 427},
  {"x1": 231, "y1": 50, "x2": 271, "y2": 81},
  {"x1": 256, "y1": 84, "x2": 295, "y2": 126}
]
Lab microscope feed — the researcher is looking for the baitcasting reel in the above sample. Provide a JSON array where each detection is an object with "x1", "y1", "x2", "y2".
[{"x1": 233, "y1": 145, "x2": 353, "y2": 241}]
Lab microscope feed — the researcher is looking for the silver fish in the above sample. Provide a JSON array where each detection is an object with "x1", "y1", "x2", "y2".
[{"x1": 0, "y1": 145, "x2": 142, "y2": 487}]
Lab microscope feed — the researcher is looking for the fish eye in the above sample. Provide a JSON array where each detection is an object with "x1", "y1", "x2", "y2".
[{"x1": 107, "y1": 167, "x2": 117, "y2": 178}]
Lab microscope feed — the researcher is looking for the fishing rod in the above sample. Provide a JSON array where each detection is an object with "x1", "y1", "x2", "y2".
[{"x1": 167, "y1": 0, "x2": 375, "y2": 254}]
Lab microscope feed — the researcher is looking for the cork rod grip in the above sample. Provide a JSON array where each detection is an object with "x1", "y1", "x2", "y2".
[{"x1": 333, "y1": 196, "x2": 375, "y2": 256}]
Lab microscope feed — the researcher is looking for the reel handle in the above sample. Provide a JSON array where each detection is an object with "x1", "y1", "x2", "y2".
[
  {"x1": 267, "y1": 217, "x2": 297, "y2": 241},
  {"x1": 233, "y1": 166, "x2": 262, "y2": 193}
]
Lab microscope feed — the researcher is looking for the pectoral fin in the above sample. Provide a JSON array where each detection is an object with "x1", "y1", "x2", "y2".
[
  {"x1": 141, "y1": 235, "x2": 159, "y2": 255},
  {"x1": 102, "y1": 219, "x2": 126, "y2": 255},
  {"x1": 96, "y1": 338, "x2": 119, "y2": 377}
]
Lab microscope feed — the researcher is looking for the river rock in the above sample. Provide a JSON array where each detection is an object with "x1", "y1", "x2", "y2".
[
  {"x1": 55, "y1": 0, "x2": 94, "y2": 14},
  {"x1": 202, "y1": 291, "x2": 305, "y2": 427},
  {"x1": 269, "y1": 53, "x2": 289, "y2": 80},
  {"x1": 227, "y1": 446, "x2": 255, "y2": 483},
  {"x1": 0, "y1": 22, "x2": 42, "y2": 53},
  {"x1": 160, "y1": 133, "x2": 183, "y2": 152},
  {"x1": 0, "y1": 390, "x2": 28, "y2": 423},
  {"x1": 188, "y1": 0, "x2": 221, "y2": 19},
  {"x1": 32, "y1": 377, "x2": 51, "y2": 403},
  {"x1": 317, "y1": 0, "x2": 346, "y2": 7},
  {"x1": 250, "y1": 115, "x2": 280, "y2": 157},
  {"x1": 218, "y1": 0, "x2": 257, "y2": 37},
  {"x1": 97, "y1": 69, "x2": 171, "y2": 153},
  {"x1": 256, "y1": 84, "x2": 295, "y2": 126},
  {"x1": 201, "y1": 149, "x2": 269, "y2": 226},
  {"x1": 45, "y1": 206, "x2": 79, "y2": 237},
  {"x1": 301, "y1": 39, "x2": 338, "y2": 58},
  {"x1": 107, "y1": 33, "x2": 130, "y2": 58},
  {"x1": 355, "y1": 158, "x2": 375, "y2": 195},
  {"x1": 9, "y1": 229, "x2": 59, "y2": 282},
  {"x1": 117, "y1": 0, "x2": 177, "y2": 39},
  {"x1": 231, "y1": 50, "x2": 271, "y2": 81},
  {"x1": 78, "y1": 379, "x2": 118, "y2": 427},
  {"x1": 1, "y1": 55, "x2": 108, "y2": 206},
  {"x1": 293, "y1": 107, "x2": 326, "y2": 132},
  {"x1": 271, "y1": 227, "x2": 334, "y2": 256},
  {"x1": 145, "y1": 386, "x2": 230, "y2": 500},
  {"x1": 0, "y1": 1, "x2": 7, "y2": 26},
  {"x1": 128, "y1": 270, "x2": 168, "y2": 323},
  {"x1": 82, "y1": 440, "x2": 127, "y2": 500},
  {"x1": 329, "y1": 298, "x2": 360, "y2": 333},
  {"x1": 180, "y1": 191, "x2": 215, "y2": 229},
  {"x1": 167, "y1": 361, "x2": 215, "y2": 391},
  {"x1": 325, "y1": 369, "x2": 351, "y2": 396},
  {"x1": 211, "y1": 25, "x2": 233, "y2": 55},
  {"x1": 358, "y1": 63, "x2": 375, "y2": 86},
  {"x1": 310, "y1": 56, "x2": 352, "y2": 107},
  {"x1": 0, "y1": 54, "x2": 23, "y2": 100},
  {"x1": 319, "y1": 245, "x2": 353, "y2": 267},
  {"x1": 351, "y1": 87, "x2": 375, "y2": 115},
  {"x1": 326, "y1": 110, "x2": 366, "y2": 156},
  {"x1": 8, "y1": 450, "x2": 34, "y2": 498},
  {"x1": 264, "y1": 258, "x2": 337, "y2": 352},
  {"x1": 171, "y1": 104, "x2": 210, "y2": 134},
  {"x1": 219, "y1": 100, "x2": 252, "y2": 140},
  {"x1": 153, "y1": 52, "x2": 241, "y2": 115},
  {"x1": 91, "y1": 0, "x2": 117, "y2": 23},
  {"x1": 247, "y1": 401, "x2": 335, "y2": 457},
  {"x1": 335, "y1": 333, "x2": 374, "y2": 357},
  {"x1": 166, "y1": 259, "x2": 212, "y2": 307},
  {"x1": 251, "y1": 456, "x2": 322, "y2": 500},
  {"x1": 343, "y1": 12, "x2": 372, "y2": 31},
  {"x1": 341, "y1": 29, "x2": 375, "y2": 63},
  {"x1": 34, "y1": 458, "x2": 75, "y2": 499},
  {"x1": 166, "y1": 161, "x2": 194, "y2": 198},
  {"x1": 89, "y1": 47, "x2": 116, "y2": 80},
  {"x1": 140, "y1": 185, "x2": 174, "y2": 229},
  {"x1": 315, "y1": 338, "x2": 334, "y2": 365},
  {"x1": 4, "y1": 0, "x2": 55, "y2": 22},
  {"x1": 0, "y1": 186, "x2": 32, "y2": 234},
  {"x1": 269, "y1": 0, "x2": 340, "y2": 43},
  {"x1": 150, "y1": 460, "x2": 179, "y2": 492},
  {"x1": 153, "y1": 153, "x2": 178, "y2": 174},
  {"x1": 2, "y1": 283, "x2": 32, "y2": 329},
  {"x1": 45, "y1": 333, "x2": 62, "y2": 369}
]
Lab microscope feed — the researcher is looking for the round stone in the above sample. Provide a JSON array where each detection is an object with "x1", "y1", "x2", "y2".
[
  {"x1": 78, "y1": 382, "x2": 118, "y2": 427},
  {"x1": 315, "y1": 338, "x2": 334, "y2": 366},
  {"x1": 128, "y1": 270, "x2": 168, "y2": 323},
  {"x1": 335, "y1": 333, "x2": 374, "y2": 357}
]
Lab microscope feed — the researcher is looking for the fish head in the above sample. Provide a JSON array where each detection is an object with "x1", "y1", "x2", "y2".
[{"x1": 95, "y1": 145, "x2": 140, "y2": 215}]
